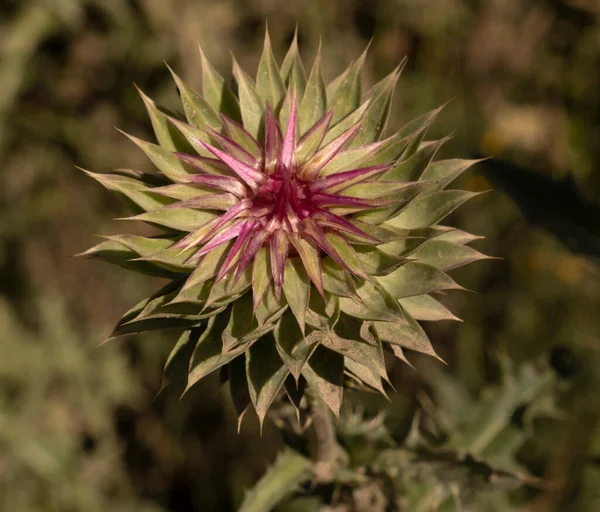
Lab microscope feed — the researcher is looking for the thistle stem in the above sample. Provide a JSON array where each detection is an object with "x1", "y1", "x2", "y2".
[{"x1": 312, "y1": 399, "x2": 337, "y2": 482}]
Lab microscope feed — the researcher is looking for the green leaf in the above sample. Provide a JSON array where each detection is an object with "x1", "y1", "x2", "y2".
[
  {"x1": 355, "y1": 246, "x2": 406, "y2": 275},
  {"x1": 182, "y1": 240, "x2": 233, "y2": 290},
  {"x1": 221, "y1": 292, "x2": 259, "y2": 350},
  {"x1": 147, "y1": 183, "x2": 216, "y2": 201},
  {"x1": 306, "y1": 292, "x2": 340, "y2": 330},
  {"x1": 302, "y1": 345, "x2": 344, "y2": 417},
  {"x1": 81, "y1": 169, "x2": 173, "y2": 213},
  {"x1": 252, "y1": 247, "x2": 272, "y2": 309},
  {"x1": 345, "y1": 358, "x2": 387, "y2": 396},
  {"x1": 238, "y1": 449, "x2": 312, "y2": 512},
  {"x1": 377, "y1": 262, "x2": 463, "y2": 299},
  {"x1": 160, "y1": 328, "x2": 203, "y2": 393},
  {"x1": 295, "y1": 113, "x2": 331, "y2": 165},
  {"x1": 254, "y1": 284, "x2": 288, "y2": 326},
  {"x1": 136, "y1": 86, "x2": 194, "y2": 152},
  {"x1": 289, "y1": 234, "x2": 325, "y2": 298},
  {"x1": 373, "y1": 311, "x2": 442, "y2": 361},
  {"x1": 166, "y1": 67, "x2": 223, "y2": 130},
  {"x1": 167, "y1": 116, "x2": 218, "y2": 157},
  {"x1": 112, "y1": 313, "x2": 204, "y2": 339},
  {"x1": 106, "y1": 281, "x2": 181, "y2": 337},
  {"x1": 220, "y1": 115, "x2": 262, "y2": 159},
  {"x1": 102, "y1": 234, "x2": 193, "y2": 272},
  {"x1": 284, "y1": 374, "x2": 307, "y2": 414},
  {"x1": 351, "y1": 61, "x2": 405, "y2": 147},
  {"x1": 186, "y1": 312, "x2": 254, "y2": 391},
  {"x1": 398, "y1": 294, "x2": 460, "y2": 322},
  {"x1": 322, "y1": 260, "x2": 357, "y2": 298},
  {"x1": 77, "y1": 239, "x2": 179, "y2": 278},
  {"x1": 394, "y1": 103, "x2": 448, "y2": 158},
  {"x1": 320, "y1": 126, "x2": 419, "y2": 176},
  {"x1": 351, "y1": 279, "x2": 406, "y2": 322},
  {"x1": 246, "y1": 334, "x2": 290, "y2": 427},
  {"x1": 280, "y1": 30, "x2": 307, "y2": 98},
  {"x1": 124, "y1": 208, "x2": 218, "y2": 232},
  {"x1": 433, "y1": 227, "x2": 482, "y2": 245},
  {"x1": 409, "y1": 240, "x2": 491, "y2": 271},
  {"x1": 198, "y1": 44, "x2": 241, "y2": 121},
  {"x1": 274, "y1": 310, "x2": 321, "y2": 380},
  {"x1": 229, "y1": 355, "x2": 251, "y2": 431},
  {"x1": 299, "y1": 43, "x2": 326, "y2": 135},
  {"x1": 256, "y1": 30, "x2": 286, "y2": 110},
  {"x1": 320, "y1": 101, "x2": 369, "y2": 147},
  {"x1": 325, "y1": 315, "x2": 387, "y2": 379},
  {"x1": 325, "y1": 232, "x2": 368, "y2": 279},
  {"x1": 232, "y1": 58, "x2": 265, "y2": 139},
  {"x1": 204, "y1": 267, "x2": 253, "y2": 309},
  {"x1": 326, "y1": 46, "x2": 367, "y2": 124},
  {"x1": 382, "y1": 137, "x2": 448, "y2": 182},
  {"x1": 386, "y1": 190, "x2": 481, "y2": 230},
  {"x1": 282, "y1": 258, "x2": 310, "y2": 333},
  {"x1": 420, "y1": 158, "x2": 483, "y2": 189},
  {"x1": 120, "y1": 131, "x2": 191, "y2": 181}
]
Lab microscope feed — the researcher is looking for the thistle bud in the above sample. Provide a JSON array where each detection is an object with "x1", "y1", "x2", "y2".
[{"x1": 81, "y1": 31, "x2": 489, "y2": 427}]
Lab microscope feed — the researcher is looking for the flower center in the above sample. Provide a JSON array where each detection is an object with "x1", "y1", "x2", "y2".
[{"x1": 253, "y1": 162, "x2": 315, "y2": 233}]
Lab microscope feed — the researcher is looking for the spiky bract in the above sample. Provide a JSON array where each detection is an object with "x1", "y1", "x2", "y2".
[{"x1": 81, "y1": 31, "x2": 489, "y2": 426}]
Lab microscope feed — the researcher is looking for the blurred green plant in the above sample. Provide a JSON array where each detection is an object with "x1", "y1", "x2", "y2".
[{"x1": 1, "y1": 0, "x2": 600, "y2": 510}]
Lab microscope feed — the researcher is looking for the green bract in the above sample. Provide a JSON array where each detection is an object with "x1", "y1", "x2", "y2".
[{"x1": 81, "y1": 31, "x2": 489, "y2": 427}]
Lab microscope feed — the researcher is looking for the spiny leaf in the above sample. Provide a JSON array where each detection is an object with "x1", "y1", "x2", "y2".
[
  {"x1": 326, "y1": 44, "x2": 368, "y2": 124},
  {"x1": 136, "y1": 86, "x2": 194, "y2": 152},
  {"x1": 377, "y1": 261, "x2": 464, "y2": 299},
  {"x1": 282, "y1": 258, "x2": 310, "y2": 333},
  {"x1": 280, "y1": 29, "x2": 307, "y2": 98},
  {"x1": 81, "y1": 170, "x2": 173, "y2": 213},
  {"x1": 409, "y1": 240, "x2": 492, "y2": 271},
  {"x1": 433, "y1": 227, "x2": 483, "y2": 245},
  {"x1": 198, "y1": 44, "x2": 241, "y2": 121},
  {"x1": 246, "y1": 334, "x2": 290, "y2": 429},
  {"x1": 352, "y1": 278, "x2": 406, "y2": 322},
  {"x1": 119, "y1": 131, "x2": 191, "y2": 181},
  {"x1": 186, "y1": 313, "x2": 254, "y2": 391},
  {"x1": 229, "y1": 355, "x2": 251, "y2": 431},
  {"x1": 220, "y1": 115, "x2": 262, "y2": 159},
  {"x1": 345, "y1": 358, "x2": 387, "y2": 396},
  {"x1": 302, "y1": 345, "x2": 344, "y2": 417},
  {"x1": 77, "y1": 239, "x2": 179, "y2": 278},
  {"x1": 102, "y1": 234, "x2": 193, "y2": 272},
  {"x1": 160, "y1": 328, "x2": 203, "y2": 393},
  {"x1": 399, "y1": 294, "x2": 461, "y2": 322},
  {"x1": 274, "y1": 310, "x2": 321, "y2": 380},
  {"x1": 421, "y1": 158, "x2": 483, "y2": 189},
  {"x1": 167, "y1": 67, "x2": 223, "y2": 130},
  {"x1": 256, "y1": 30, "x2": 286, "y2": 110},
  {"x1": 386, "y1": 190, "x2": 482, "y2": 230},
  {"x1": 123, "y1": 208, "x2": 218, "y2": 232},
  {"x1": 355, "y1": 246, "x2": 407, "y2": 276},
  {"x1": 183, "y1": 240, "x2": 233, "y2": 290},
  {"x1": 299, "y1": 43, "x2": 326, "y2": 135},
  {"x1": 232, "y1": 57, "x2": 265, "y2": 139},
  {"x1": 221, "y1": 292, "x2": 259, "y2": 350},
  {"x1": 382, "y1": 137, "x2": 449, "y2": 182},
  {"x1": 325, "y1": 316, "x2": 387, "y2": 379},
  {"x1": 373, "y1": 312, "x2": 442, "y2": 361},
  {"x1": 351, "y1": 60, "x2": 405, "y2": 147}
]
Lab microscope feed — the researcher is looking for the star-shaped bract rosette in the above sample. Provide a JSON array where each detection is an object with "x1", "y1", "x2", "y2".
[{"x1": 81, "y1": 30, "x2": 490, "y2": 427}]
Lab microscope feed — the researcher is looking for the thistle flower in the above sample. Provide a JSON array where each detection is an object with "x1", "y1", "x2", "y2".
[{"x1": 81, "y1": 31, "x2": 489, "y2": 427}]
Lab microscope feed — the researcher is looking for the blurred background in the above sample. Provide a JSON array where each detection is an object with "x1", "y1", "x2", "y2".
[{"x1": 1, "y1": 0, "x2": 599, "y2": 510}]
